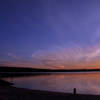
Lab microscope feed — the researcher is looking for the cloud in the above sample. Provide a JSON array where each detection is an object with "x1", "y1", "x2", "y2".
[
  {"x1": 1, "y1": 44, "x2": 100, "y2": 69},
  {"x1": 31, "y1": 45, "x2": 100, "y2": 69},
  {"x1": 0, "y1": 53, "x2": 35, "y2": 68},
  {"x1": 7, "y1": 53, "x2": 21, "y2": 60}
]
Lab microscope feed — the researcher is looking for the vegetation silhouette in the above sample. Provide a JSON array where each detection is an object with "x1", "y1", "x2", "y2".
[{"x1": 0, "y1": 66, "x2": 100, "y2": 72}]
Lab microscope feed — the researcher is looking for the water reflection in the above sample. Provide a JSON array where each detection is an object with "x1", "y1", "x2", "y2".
[{"x1": 3, "y1": 72, "x2": 100, "y2": 95}]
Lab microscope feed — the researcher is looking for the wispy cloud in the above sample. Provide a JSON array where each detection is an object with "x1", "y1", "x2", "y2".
[
  {"x1": 0, "y1": 53, "x2": 34, "y2": 68},
  {"x1": 1, "y1": 44, "x2": 100, "y2": 69},
  {"x1": 31, "y1": 45, "x2": 100, "y2": 69}
]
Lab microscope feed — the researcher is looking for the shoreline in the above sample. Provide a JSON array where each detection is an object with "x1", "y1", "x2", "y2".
[
  {"x1": 1, "y1": 71, "x2": 100, "y2": 78},
  {"x1": 0, "y1": 86, "x2": 100, "y2": 100}
]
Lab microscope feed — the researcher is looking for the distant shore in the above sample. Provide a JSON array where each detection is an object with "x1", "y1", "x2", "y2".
[
  {"x1": 1, "y1": 66, "x2": 100, "y2": 78},
  {"x1": 0, "y1": 85, "x2": 100, "y2": 100},
  {"x1": 1, "y1": 66, "x2": 100, "y2": 73},
  {"x1": 1, "y1": 71, "x2": 100, "y2": 78}
]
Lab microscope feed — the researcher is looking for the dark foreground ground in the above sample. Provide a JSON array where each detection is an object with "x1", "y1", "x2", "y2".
[{"x1": 0, "y1": 86, "x2": 100, "y2": 100}]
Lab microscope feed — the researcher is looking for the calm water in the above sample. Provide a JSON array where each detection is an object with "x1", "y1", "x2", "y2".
[{"x1": 3, "y1": 72, "x2": 100, "y2": 95}]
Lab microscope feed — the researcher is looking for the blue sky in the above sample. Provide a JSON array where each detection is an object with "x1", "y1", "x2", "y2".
[{"x1": 1, "y1": 0, "x2": 100, "y2": 69}]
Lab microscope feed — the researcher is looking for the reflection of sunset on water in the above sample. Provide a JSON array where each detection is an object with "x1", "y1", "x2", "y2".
[{"x1": 4, "y1": 73, "x2": 100, "y2": 95}]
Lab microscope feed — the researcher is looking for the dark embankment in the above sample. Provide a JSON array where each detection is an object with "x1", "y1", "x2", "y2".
[
  {"x1": 0, "y1": 66, "x2": 100, "y2": 72},
  {"x1": 1, "y1": 66, "x2": 100, "y2": 77},
  {"x1": 1, "y1": 66, "x2": 100, "y2": 72},
  {"x1": 0, "y1": 66, "x2": 52, "y2": 77},
  {"x1": 0, "y1": 66, "x2": 51, "y2": 72}
]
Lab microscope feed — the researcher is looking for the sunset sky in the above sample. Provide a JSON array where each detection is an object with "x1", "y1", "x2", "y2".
[{"x1": 1, "y1": 0, "x2": 100, "y2": 69}]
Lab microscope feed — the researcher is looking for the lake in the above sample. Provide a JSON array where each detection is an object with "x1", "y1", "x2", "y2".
[{"x1": 3, "y1": 72, "x2": 100, "y2": 95}]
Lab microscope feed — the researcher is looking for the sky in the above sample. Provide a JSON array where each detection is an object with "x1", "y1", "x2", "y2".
[{"x1": 1, "y1": 0, "x2": 100, "y2": 69}]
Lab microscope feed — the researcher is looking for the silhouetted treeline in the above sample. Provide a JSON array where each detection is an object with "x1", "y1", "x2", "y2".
[
  {"x1": 0, "y1": 66, "x2": 51, "y2": 72},
  {"x1": 0, "y1": 66, "x2": 100, "y2": 72}
]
